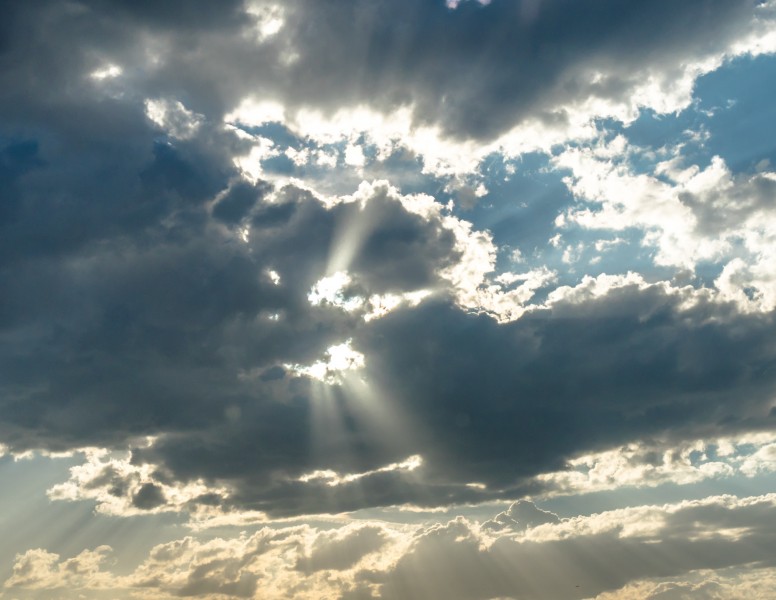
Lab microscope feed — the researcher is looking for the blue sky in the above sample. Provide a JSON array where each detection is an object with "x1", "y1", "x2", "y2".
[{"x1": 1, "y1": 1, "x2": 776, "y2": 598}]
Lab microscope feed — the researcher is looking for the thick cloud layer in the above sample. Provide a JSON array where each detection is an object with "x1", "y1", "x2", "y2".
[
  {"x1": 14, "y1": 272, "x2": 776, "y2": 517},
  {"x1": 2, "y1": 1, "x2": 771, "y2": 142},
  {"x1": 5, "y1": 495, "x2": 776, "y2": 599},
  {"x1": 1, "y1": 0, "x2": 775, "y2": 520}
]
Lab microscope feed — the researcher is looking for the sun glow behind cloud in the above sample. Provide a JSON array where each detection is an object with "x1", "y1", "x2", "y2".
[{"x1": 287, "y1": 340, "x2": 366, "y2": 384}]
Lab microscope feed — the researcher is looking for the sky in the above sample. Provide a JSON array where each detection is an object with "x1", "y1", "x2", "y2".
[{"x1": 1, "y1": 0, "x2": 776, "y2": 598}]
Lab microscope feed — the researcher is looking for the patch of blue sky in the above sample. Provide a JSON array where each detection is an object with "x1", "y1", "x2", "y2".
[
  {"x1": 552, "y1": 227, "x2": 677, "y2": 282},
  {"x1": 623, "y1": 109, "x2": 715, "y2": 174},
  {"x1": 460, "y1": 151, "x2": 681, "y2": 292},
  {"x1": 241, "y1": 124, "x2": 447, "y2": 198},
  {"x1": 235, "y1": 121, "x2": 303, "y2": 150},
  {"x1": 261, "y1": 152, "x2": 296, "y2": 175},
  {"x1": 693, "y1": 53, "x2": 776, "y2": 173},
  {"x1": 0, "y1": 454, "x2": 189, "y2": 580},
  {"x1": 498, "y1": 55, "x2": 776, "y2": 211},
  {"x1": 557, "y1": 54, "x2": 776, "y2": 183},
  {"x1": 693, "y1": 260, "x2": 727, "y2": 287},
  {"x1": 366, "y1": 147, "x2": 444, "y2": 197},
  {"x1": 459, "y1": 152, "x2": 573, "y2": 254}
]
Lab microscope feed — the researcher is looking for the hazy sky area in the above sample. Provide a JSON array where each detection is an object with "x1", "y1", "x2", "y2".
[{"x1": 2, "y1": 1, "x2": 776, "y2": 598}]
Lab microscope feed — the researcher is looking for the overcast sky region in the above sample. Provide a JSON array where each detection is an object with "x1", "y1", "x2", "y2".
[{"x1": 2, "y1": 0, "x2": 776, "y2": 598}]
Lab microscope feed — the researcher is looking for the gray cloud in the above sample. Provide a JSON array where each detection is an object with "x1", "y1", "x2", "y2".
[
  {"x1": 132, "y1": 482, "x2": 166, "y2": 510},
  {"x1": 2, "y1": 1, "x2": 765, "y2": 145},
  {"x1": 268, "y1": 0, "x2": 762, "y2": 140},
  {"x1": 212, "y1": 180, "x2": 271, "y2": 224},
  {"x1": 1, "y1": 0, "x2": 775, "y2": 521},
  {"x1": 0, "y1": 180, "x2": 458, "y2": 454},
  {"x1": 62, "y1": 284, "x2": 776, "y2": 518},
  {"x1": 350, "y1": 293, "x2": 776, "y2": 495},
  {"x1": 4, "y1": 162, "x2": 776, "y2": 516}
]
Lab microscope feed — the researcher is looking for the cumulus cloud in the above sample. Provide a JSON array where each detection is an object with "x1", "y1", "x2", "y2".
[
  {"x1": 555, "y1": 136, "x2": 776, "y2": 310},
  {"x1": 45, "y1": 446, "x2": 231, "y2": 518},
  {"x1": 7, "y1": 495, "x2": 776, "y2": 599},
  {"x1": 377, "y1": 494, "x2": 776, "y2": 600},
  {"x1": 295, "y1": 525, "x2": 389, "y2": 573},
  {"x1": 481, "y1": 500, "x2": 560, "y2": 532},
  {"x1": 594, "y1": 568, "x2": 776, "y2": 600},
  {"x1": 4, "y1": 546, "x2": 115, "y2": 593}
]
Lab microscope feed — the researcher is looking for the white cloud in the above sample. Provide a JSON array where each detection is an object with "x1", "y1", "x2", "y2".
[
  {"x1": 286, "y1": 339, "x2": 366, "y2": 384},
  {"x1": 266, "y1": 268, "x2": 281, "y2": 285},
  {"x1": 532, "y1": 432, "x2": 776, "y2": 498},
  {"x1": 4, "y1": 546, "x2": 116, "y2": 592},
  {"x1": 363, "y1": 289, "x2": 432, "y2": 322},
  {"x1": 344, "y1": 143, "x2": 366, "y2": 168},
  {"x1": 9, "y1": 492, "x2": 776, "y2": 599},
  {"x1": 144, "y1": 98, "x2": 204, "y2": 140},
  {"x1": 306, "y1": 268, "x2": 431, "y2": 321},
  {"x1": 245, "y1": 2, "x2": 285, "y2": 43},
  {"x1": 593, "y1": 567, "x2": 776, "y2": 600},
  {"x1": 229, "y1": 131, "x2": 278, "y2": 182},
  {"x1": 544, "y1": 272, "x2": 714, "y2": 317},
  {"x1": 555, "y1": 136, "x2": 776, "y2": 312},
  {"x1": 225, "y1": 98, "x2": 286, "y2": 129},
  {"x1": 298, "y1": 455, "x2": 422, "y2": 487},
  {"x1": 307, "y1": 271, "x2": 364, "y2": 312},
  {"x1": 89, "y1": 64, "x2": 122, "y2": 80},
  {"x1": 46, "y1": 445, "x2": 231, "y2": 518}
]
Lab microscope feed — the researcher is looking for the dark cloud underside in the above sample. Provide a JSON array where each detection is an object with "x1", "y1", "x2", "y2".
[{"x1": 0, "y1": 0, "x2": 774, "y2": 520}]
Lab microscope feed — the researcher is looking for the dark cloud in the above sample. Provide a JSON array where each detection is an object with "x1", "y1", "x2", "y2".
[
  {"x1": 226, "y1": 0, "x2": 758, "y2": 140},
  {"x1": 0, "y1": 0, "x2": 774, "y2": 521},
  {"x1": 123, "y1": 286, "x2": 776, "y2": 517},
  {"x1": 0, "y1": 180, "x2": 458, "y2": 455},
  {"x1": 2, "y1": 0, "x2": 763, "y2": 144},
  {"x1": 0, "y1": 139, "x2": 44, "y2": 223},
  {"x1": 4, "y1": 159, "x2": 776, "y2": 516},
  {"x1": 352, "y1": 294, "x2": 776, "y2": 490},
  {"x1": 132, "y1": 482, "x2": 166, "y2": 509},
  {"x1": 212, "y1": 180, "x2": 271, "y2": 224},
  {"x1": 87, "y1": 0, "x2": 249, "y2": 30}
]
